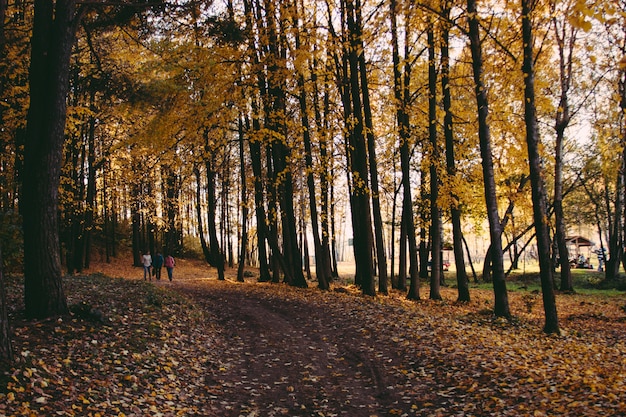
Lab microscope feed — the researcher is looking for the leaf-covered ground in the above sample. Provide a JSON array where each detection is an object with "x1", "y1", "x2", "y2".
[{"x1": 1, "y1": 259, "x2": 625, "y2": 416}]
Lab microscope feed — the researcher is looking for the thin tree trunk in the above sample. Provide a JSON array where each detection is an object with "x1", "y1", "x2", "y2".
[
  {"x1": 206, "y1": 152, "x2": 225, "y2": 281},
  {"x1": 398, "y1": 207, "x2": 407, "y2": 291},
  {"x1": 354, "y1": 0, "x2": 387, "y2": 293},
  {"x1": 389, "y1": 0, "x2": 419, "y2": 299},
  {"x1": 83, "y1": 98, "x2": 97, "y2": 270},
  {"x1": 522, "y1": 0, "x2": 559, "y2": 334},
  {"x1": 440, "y1": 0, "x2": 469, "y2": 301},
  {"x1": 427, "y1": 23, "x2": 442, "y2": 300},
  {"x1": 163, "y1": 165, "x2": 179, "y2": 256},
  {"x1": 295, "y1": 6, "x2": 330, "y2": 290},
  {"x1": 462, "y1": 234, "x2": 478, "y2": 283},
  {"x1": 194, "y1": 166, "x2": 212, "y2": 263},
  {"x1": 466, "y1": 0, "x2": 510, "y2": 318},
  {"x1": 237, "y1": 117, "x2": 248, "y2": 282},
  {"x1": 551, "y1": 8, "x2": 575, "y2": 291},
  {"x1": 242, "y1": 0, "x2": 271, "y2": 282},
  {"x1": 606, "y1": 149, "x2": 625, "y2": 280}
]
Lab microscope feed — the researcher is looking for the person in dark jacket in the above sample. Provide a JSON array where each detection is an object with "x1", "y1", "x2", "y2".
[{"x1": 153, "y1": 252, "x2": 164, "y2": 281}]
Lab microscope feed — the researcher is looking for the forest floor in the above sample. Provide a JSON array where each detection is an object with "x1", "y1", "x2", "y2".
[{"x1": 1, "y1": 257, "x2": 626, "y2": 416}]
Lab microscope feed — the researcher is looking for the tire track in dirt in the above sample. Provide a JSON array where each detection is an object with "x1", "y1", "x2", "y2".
[{"x1": 173, "y1": 281, "x2": 402, "y2": 417}]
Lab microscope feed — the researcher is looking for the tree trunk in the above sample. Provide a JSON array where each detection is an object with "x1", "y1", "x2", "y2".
[
  {"x1": 0, "y1": 245, "x2": 13, "y2": 364},
  {"x1": 354, "y1": 0, "x2": 387, "y2": 294},
  {"x1": 398, "y1": 206, "x2": 407, "y2": 291},
  {"x1": 163, "y1": 165, "x2": 180, "y2": 256},
  {"x1": 82, "y1": 100, "x2": 97, "y2": 270},
  {"x1": 606, "y1": 146, "x2": 625, "y2": 280},
  {"x1": 194, "y1": 166, "x2": 212, "y2": 264},
  {"x1": 441, "y1": 0, "x2": 469, "y2": 302},
  {"x1": 206, "y1": 152, "x2": 225, "y2": 281},
  {"x1": 22, "y1": 0, "x2": 81, "y2": 318},
  {"x1": 427, "y1": 23, "x2": 442, "y2": 300},
  {"x1": 389, "y1": 0, "x2": 419, "y2": 299},
  {"x1": 242, "y1": 0, "x2": 271, "y2": 282},
  {"x1": 295, "y1": 10, "x2": 331, "y2": 290},
  {"x1": 345, "y1": 0, "x2": 375, "y2": 296},
  {"x1": 466, "y1": 0, "x2": 510, "y2": 318},
  {"x1": 522, "y1": 0, "x2": 559, "y2": 334},
  {"x1": 462, "y1": 234, "x2": 479, "y2": 283},
  {"x1": 550, "y1": 9, "x2": 575, "y2": 291},
  {"x1": 237, "y1": 117, "x2": 248, "y2": 283},
  {"x1": 264, "y1": 0, "x2": 306, "y2": 288}
]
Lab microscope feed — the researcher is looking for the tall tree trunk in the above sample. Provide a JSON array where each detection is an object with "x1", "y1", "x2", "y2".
[
  {"x1": 427, "y1": 23, "x2": 442, "y2": 301},
  {"x1": 462, "y1": 234, "x2": 479, "y2": 283},
  {"x1": 314, "y1": 57, "x2": 335, "y2": 285},
  {"x1": 131, "y1": 173, "x2": 142, "y2": 266},
  {"x1": 22, "y1": 0, "x2": 80, "y2": 318},
  {"x1": 419, "y1": 165, "x2": 429, "y2": 281},
  {"x1": 390, "y1": 0, "x2": 419, "y2": 299},
  {"x1": 522, "y1": 0, "x2": 559, "y2": 334},
  {"x1": 345, "y1": 0, "x2": 375, "y2": 296},
  {"x1": 606, "y1": 50, "x2": 626, "y2": 279},
  {"x1": 319, "y1": 64, "x2": 336, "y2": 281},
  {"x1": 398, "y1": 207, "x2": 407, "y2": 291},
  {"x1": 194, "y1": 166, "x2": 212, "y2": 263},
  {"x1": 0, "y1": 245, "x2": 13, "y2": 364},
  {"x1": 606, "y1": 145, "x2": 625, "y2": 280},
  {"x1": 264, "y1": 0, "x2": 306, "y2": 288},
  {"x1": 390, "y1": 179, "x2": 400, "y2": 289},
  {"x1": 82, "y1": 97, "x2": 97, "y2": 270},
  {"x1": 466, "y1": 0, "x2": 510, "y2": 318},
  {"x1": 206, "y1": 152, "x2": 225, "y2": 281},
  {"x1": 551, "y1": 7, "x2": 575, "y2": 291},
  {"x1": 237, "y1": 117, "x2": 248, "y2": 282},
  {"x1": 294, "y1": 5, "x2": 331, "y2": 290},
  {"x1": 441, "y1": 0, "x2": 469, "y2": 301},
  {"x1": 354, "y1": 0, "x2": 388, "y2": 293},
  {"x1": 163, "y1": 165, "x2": 180, "y2": 256},
  {"x1": 242, "y1": 0, "x2": 271, "y2": 282}
]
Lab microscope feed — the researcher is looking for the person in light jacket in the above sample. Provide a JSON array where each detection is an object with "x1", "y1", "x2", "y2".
[{"x1": 142, "y1": 251, "x2": 152, "y2": 281}]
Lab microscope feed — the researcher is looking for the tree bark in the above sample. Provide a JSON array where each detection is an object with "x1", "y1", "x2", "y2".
[
  {"x1": 294, "y1": 5, "x2": 331, "y2": 290},
  {"x1": 521, "y1": 0, "x2": 559, "y2": 334},
  {"x1": 206, "y1": 152, "x2": 225, "y2": 281},
  {"x1": 237, "y1": 117, "x2": 248, "y2": 283},
  {"x1": 354, "y1": 0, "x2": 388, "y2": 293},
  {"x1": 0, "y1": 245, "x2": 13, "y2": 364},
  {"x1": 194, "y1": 166, "x2": 212, "y2": 264},
  {"x1": 22, "y1": 0, "x2": 81, "y2": 318},
  {"x1": 466, "y1": 0, "x2": 510, "y2": 318},
  {"x1": 550, "y1": 8, "x2": 575, "y2": 291},
  {"x1": 344, "y1": 0, "x2": 375, "y2": 295},
  {"x1": 441, "y1": 0, "x2": 469, "y2": 302},
  {"x1": 427, "y1": 23, "x2": 442, "y2": 300},
  {"x1": 389, "y1": 0, "x2": 419, "y2": 299}
]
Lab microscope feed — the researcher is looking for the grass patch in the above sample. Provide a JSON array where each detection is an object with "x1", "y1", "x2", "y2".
[{"x1": 466, "y1": 268, "x2": 625, "y2": 297}]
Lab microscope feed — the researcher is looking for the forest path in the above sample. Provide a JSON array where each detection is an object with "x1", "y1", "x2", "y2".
[{"x1": 170, "y1": 279, "x2": 414, "y2": 417}]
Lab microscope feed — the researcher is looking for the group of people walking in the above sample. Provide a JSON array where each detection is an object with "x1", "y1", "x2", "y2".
[{"x1": 141, "y1": 251, "x2": 175, "y2": 281}]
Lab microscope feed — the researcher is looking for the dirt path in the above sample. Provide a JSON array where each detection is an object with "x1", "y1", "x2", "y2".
[{"x1": 172, "y1": 280, "x2": 409, "y2": 417}]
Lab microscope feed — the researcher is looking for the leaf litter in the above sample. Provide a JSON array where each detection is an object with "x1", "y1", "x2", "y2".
[{"x1": 0, "y1": 260, "x2": 625, "y2": 416}]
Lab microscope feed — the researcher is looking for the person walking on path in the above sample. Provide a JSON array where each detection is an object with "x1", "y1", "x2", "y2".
[
  {"x1": 164, "y1": 255, "x2": 175, "y2": 281},
  {"x1": 153, "y1": 252, "x2": 164, "y2": 281},
  {"x1": 142, "y1": 251, "x2": 152, "y2": 281}
]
